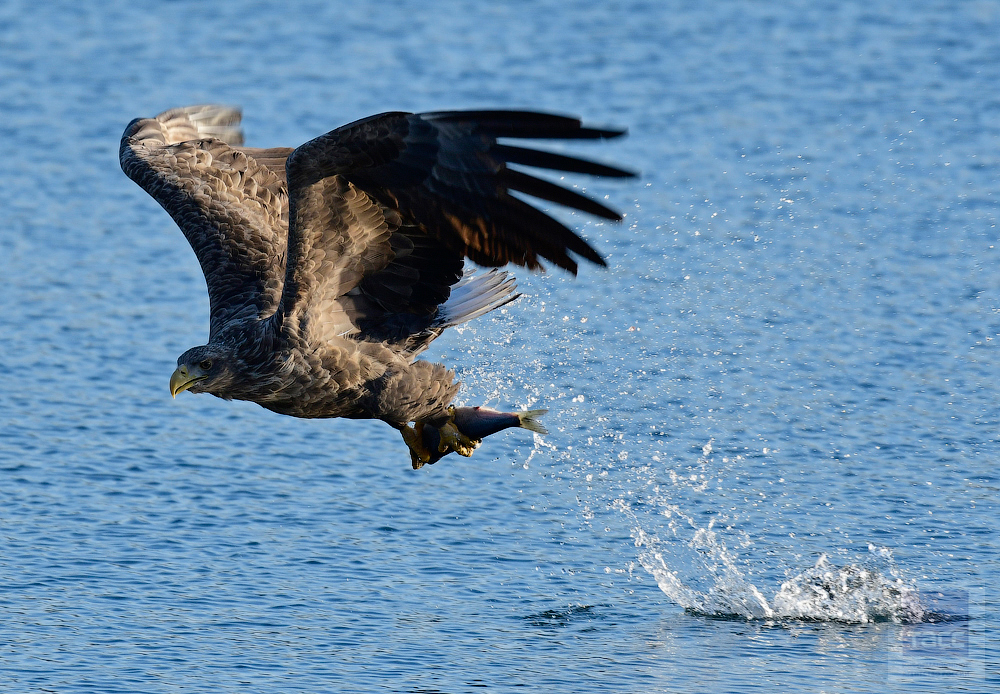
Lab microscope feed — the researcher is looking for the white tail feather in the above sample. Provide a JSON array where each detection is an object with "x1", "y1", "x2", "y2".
[{"x1": 437, "y1": 269, "x2": 519, "y2": 329}]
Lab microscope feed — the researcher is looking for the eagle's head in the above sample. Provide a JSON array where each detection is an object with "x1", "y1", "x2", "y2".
[{"x1": 169, "y1": 344, "x2": 240, "y2": 398}]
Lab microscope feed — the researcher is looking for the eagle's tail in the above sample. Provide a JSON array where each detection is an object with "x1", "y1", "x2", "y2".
[
  {"x1": 401, "y1": 269, "x2": 520, "y2": 358},
  {"x1": 436, "y1": 269, "x2": 520, "y2": 329}
]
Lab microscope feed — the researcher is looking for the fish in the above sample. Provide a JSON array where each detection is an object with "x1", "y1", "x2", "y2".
[{"x1": 414, "y1": 407, "x2": 548, "y2": 468}]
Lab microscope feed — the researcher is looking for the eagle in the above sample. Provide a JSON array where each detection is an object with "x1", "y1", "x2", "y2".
[{"x1": 120, "y1": 105, "x2": 633, "y2": 468}]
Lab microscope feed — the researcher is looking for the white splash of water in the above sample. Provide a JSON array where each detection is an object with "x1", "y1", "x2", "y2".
[
  {"x1": 634, "y1": 528, "x2": 774, "y2": 619},
  {"x1": 770, "y1": 547, "x2": 924, "y2": 623},
  {"x1": 634, "y1": 519, "x2": 925, "y2": 623},
  {"x1": 629, "y1": 503, "x2": 778, "y2": 619}
]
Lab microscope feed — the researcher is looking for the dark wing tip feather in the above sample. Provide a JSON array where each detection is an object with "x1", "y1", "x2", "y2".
[
  {"x1": 502, "y1": 169, "x2": 623, "y2": 221},
  {"x1": 412, "y1": 109, "x2": 632, "y2": 273},
  {"x1": 490, "y1": 195, "x2": 607, "y2": 271},
  {"x1": 492, "y1": 144, "x2": 637, "y2": 178},
  {"x1": 575, "y1": 126, "x2": 629, "y2": 139},
  {"x1": 422, "y1": 110, "x2": 628, "y2": 140}
]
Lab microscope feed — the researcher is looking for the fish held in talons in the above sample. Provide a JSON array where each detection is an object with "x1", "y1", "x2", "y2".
[{"x1": 411, "y1": 406, "x2": 549, "y2": 469}]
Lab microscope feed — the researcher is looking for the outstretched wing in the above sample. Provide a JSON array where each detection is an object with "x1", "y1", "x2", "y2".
[
  {"x1": 120, "y1": 105, "x2": 293, "y2": 339},
  {"x1": 276, "y1": 110, "x2": 635, "y2": 346}
]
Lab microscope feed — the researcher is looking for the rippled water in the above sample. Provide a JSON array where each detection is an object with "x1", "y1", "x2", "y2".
[{"x1": 2, "y1": 0, "x2": 998, "y2": 691}]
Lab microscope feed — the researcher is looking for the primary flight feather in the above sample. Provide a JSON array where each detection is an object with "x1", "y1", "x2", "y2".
[{"x1": 120, "y1": 105, "x2": 634, "y2": 468}]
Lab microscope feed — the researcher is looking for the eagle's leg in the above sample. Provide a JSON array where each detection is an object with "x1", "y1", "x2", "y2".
[
  {"x1": 399, "y1": 422, "x2": 432, "y2": 469},
  {"x1": 436, "y1": 406, "x2": 481, "y2": 457}
]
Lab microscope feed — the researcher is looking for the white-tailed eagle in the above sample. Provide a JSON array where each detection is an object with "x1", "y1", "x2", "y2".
[{"x1": 120, "y1": 105, "x2": 633, "y2": 468}]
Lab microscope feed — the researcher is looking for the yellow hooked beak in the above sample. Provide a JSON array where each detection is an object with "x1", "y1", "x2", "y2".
[{"x1": 169, "y1": 364, "x2": 207, "y2": 398}]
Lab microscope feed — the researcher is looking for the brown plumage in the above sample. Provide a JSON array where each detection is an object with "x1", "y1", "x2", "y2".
[{"x1": 119, "y1": 105, "x2": 634, "y2": 467}]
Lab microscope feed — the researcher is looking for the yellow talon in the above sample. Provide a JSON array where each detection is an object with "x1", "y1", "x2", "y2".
[
  {"x1": 437, "y1": 421, "x2": 479, "y2": 456},
  {"x1": 400, "y1": 408, "x2": 482, "y2": 467},
  {"x1": 400, "y1": 422, "x2": 432, "y2": 469},
  {"x1": 436, "y1": 407, "x2": 481, "y2": 457}
]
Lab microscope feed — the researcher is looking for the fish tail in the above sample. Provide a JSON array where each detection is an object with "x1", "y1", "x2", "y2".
[{"x1": 516, "y1": 409, "x2": 549, "y2": 435}]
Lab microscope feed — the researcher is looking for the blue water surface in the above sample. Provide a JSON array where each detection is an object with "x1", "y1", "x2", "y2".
[{"x1": 1, "y1": 1, "x2": 997, "y2": 691}]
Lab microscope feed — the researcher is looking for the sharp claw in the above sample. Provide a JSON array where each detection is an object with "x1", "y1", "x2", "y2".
[
  {"x1": 400, "y1": 422, "x2": 432, "y2": 468},
  {"x1": 401, "y1": 408, "x2": 483, "y2": 466},
  {"x1": 436, "y1": 407, "x2": 481, "y2": 457}
]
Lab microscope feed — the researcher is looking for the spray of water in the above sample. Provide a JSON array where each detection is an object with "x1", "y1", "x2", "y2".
[
  {"x1": 438, "y1": 260, "x2": 932, "y2": 624},
  {"x1": 614, "y1": 439, "x2": 927, "y2": 623},
  {"x1": 633, "y1": 522, "x2": 925, "y2": 623}
]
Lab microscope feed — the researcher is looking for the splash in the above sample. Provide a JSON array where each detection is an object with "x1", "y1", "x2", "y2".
[
  {"x1": 634, "y1": 525, "x2": 775, "y2": 619},
  {"x1": 606, "y1": 433, "x2": 932, "y2": 624},
  {"x1": 770, "y1": 550, "x2": 924, "y2": 622},
  {"x1": 442, "y1": 281, "x2": 934, "y2": 626},
  {"x1": 635, "y1": 524, "x2": 926, "y2": 623}
]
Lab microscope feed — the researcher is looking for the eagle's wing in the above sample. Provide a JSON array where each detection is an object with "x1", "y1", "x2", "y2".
[
  {"x1": 275, "y1": 110, "x2": 634, "y2": 347},
  {"x1": 120, "y1": 106, "x2": 293, "y2": 339}
]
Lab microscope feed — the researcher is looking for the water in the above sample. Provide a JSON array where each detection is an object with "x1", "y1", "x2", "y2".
[{"x1": 1, "y1": 0, "x2": 997, "y2": 691}]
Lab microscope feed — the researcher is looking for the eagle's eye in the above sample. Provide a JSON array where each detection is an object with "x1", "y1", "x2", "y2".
[{"x1": 199, "y1": 359, "x2": 213, "y2": 371}]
